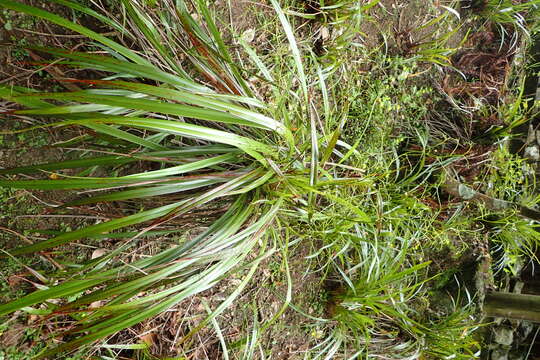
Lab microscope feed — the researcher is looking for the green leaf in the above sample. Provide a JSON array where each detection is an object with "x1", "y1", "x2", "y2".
[
  {"x1": 0, "y1": 278, "x2": 105, "y2": 317},
  {"x1": 14, "y1": 92, "x2": 273, "y2": 130},
  {"x1": 85, "y1": 123, "x2": 168, "y2": 151},
  {"x1": 62, "y1": 178, "x2": 228, "y2": 207},
  {"x1": 270, "y1": 0, "x2": 307, "y2": 101},
  {"x1": 29, "y1": 47, "x2": 209, "y2": 92}
]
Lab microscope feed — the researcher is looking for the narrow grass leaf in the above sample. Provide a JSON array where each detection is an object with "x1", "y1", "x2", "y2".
[{"x1": 270, "y1": 0, "x2": 308, "y2": 101}]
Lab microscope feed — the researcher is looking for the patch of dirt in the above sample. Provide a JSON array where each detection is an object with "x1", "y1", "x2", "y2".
[
  {"x1": 447, "y1": 27, "x2": 515, "y2": 106},
  {"x1": 0, "y1": 321, "x2": 28, "y2": 349}
]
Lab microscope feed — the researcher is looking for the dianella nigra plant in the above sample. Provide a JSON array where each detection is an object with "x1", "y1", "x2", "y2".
[{"x1": 0, "y1": 0, "x2": 323, "y2": 357}]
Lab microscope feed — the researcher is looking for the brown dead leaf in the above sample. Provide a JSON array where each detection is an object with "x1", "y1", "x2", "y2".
[
  {"x1": 139, "y1": 332, "x2": 155, "y2": 346},
  {"x1": 7, "y1": 274, "x2": 24, "y2": 288},
  {"x1": 91, "y1": 248, "x2": 107, "y2": 259},
  {"x1": 89, "y1": 300, "x2": 105, "y2": 309},
  {"x1": 28, "y1": 314, "x2": 40, "y2": 324}
]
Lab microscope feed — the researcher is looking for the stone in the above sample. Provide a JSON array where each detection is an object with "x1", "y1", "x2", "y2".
[
  {"x1": 493, "y1": 326, "x2": 514, "y2": 346},
  {"x1": 513, "y1": 281, "x2": 524, "y2": 294},
  {"x1": 518, "y1": 320, "x2": 534, "y2": 342},
  {"x1": 508, "y1": 350, "x2": 525, "y2": 360},
  {"x1": 241, "y1": 28, "x2": 256, "y2": 44},
  {"x1": 491, "y1": 348, "x2": 509, "y2": 360},
  {"x1": 524, "y1": 145, "x2": 539, "y2": 161}
]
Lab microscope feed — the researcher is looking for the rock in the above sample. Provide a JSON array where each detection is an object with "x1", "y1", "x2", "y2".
[
  {"x1": 493, "y1": 326, "x2": 514, "y2": 346},
  {"x1": 458, "y1": 183, "x2": 476, "y2": 199},
  {"x1": 513, "y1": 281, "x2": 524, "y2": 294},
  {"x1": 320, "y1": 26, "x2": 329, "y2": 41},
  {"x1": 240, "y1": 28, "x2": 255, "y2": 44},
  {"x1": 491, "y1": 348, "x2": 509, "y2": 360},
  {"x1": 519, "y1": 320, "x2": 534, "y2": 341},
  {"x1": 508, "y1": 351, "x2": 525, "y2": 360},
  {"x1": 524, "y1": 145, "x2": 539, "y2": 161}
]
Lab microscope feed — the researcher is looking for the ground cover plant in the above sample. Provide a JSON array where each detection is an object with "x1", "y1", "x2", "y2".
[{"x1": 0, "y1": 0, "x2": 540, "y2": 359}]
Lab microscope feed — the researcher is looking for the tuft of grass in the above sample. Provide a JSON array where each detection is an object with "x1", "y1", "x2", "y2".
[
  {"x1": 0, "y1": 0, "x2": 292, "y2": 357},
  {"x1": 476, "y1": 0, "x2": 540, "y2": 35},
  {"x1": 315, "y1": 238, "x2": 481, "y2": 359}
]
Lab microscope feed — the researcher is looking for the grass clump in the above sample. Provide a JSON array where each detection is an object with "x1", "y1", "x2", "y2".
[{"x1": 473, "y1": 0, "x2": 540, "y2": 33}]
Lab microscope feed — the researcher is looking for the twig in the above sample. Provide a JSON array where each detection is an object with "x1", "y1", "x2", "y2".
[
  {"x1": 0, "y1": 58, "x2": 64, "y2": 85},
  {"x1": 0, "y1": 226, "x2": 64, "y2": 270},
  {"x1": 443, "y1": 177, "x2": 540, "y2": 221}
]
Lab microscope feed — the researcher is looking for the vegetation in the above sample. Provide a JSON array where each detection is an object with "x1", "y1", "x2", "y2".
[{"x1": 0, "y1": 0, "x2": 539, "y2": 358}]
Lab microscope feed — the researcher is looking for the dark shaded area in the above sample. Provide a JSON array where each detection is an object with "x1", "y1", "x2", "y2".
[{"x1": 509, "y1": 33, "x2": 540, "y2": 155}]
